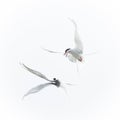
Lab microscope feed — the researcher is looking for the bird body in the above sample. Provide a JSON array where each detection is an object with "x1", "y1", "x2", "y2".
[
  {"x1": 66, "y1": 48, "x2": 83, "y2": 62},
  {"x1": 51, "y1": 78, "x2": 61, "y2": 87}
]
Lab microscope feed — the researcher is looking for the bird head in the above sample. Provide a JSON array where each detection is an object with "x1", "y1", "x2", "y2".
[
  {"x1": 53, "y1": 78, "x2": 57, "y2": 81},
  {"x1": 64, "y1": 48, "x2": 71, "y2": 56}
]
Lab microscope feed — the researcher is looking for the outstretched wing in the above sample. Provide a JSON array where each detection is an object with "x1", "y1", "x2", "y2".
[
  {"x1": 20, "y1": 63, "x2": 51, "y2": 82},
  {"x1": 68, "y1": 18, "x2": 83, "y2": 53},
  {"x1": 40, "y1": 46, "x2": 62, "y2": 54},
  {"x1": 23, "y1": 83, "x2": 52, "y2": 99}
]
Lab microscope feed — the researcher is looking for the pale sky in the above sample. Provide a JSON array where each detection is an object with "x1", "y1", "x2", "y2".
[{"x1": 0, "y1": 0, "x2": 120, "y2": 120}]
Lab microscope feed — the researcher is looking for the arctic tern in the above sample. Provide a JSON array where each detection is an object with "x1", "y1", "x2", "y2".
[
  {"x1": 41, "y1": 18, "x2": 84, "y2": 63},
  {"x1": 20, "y1": 63, "x2": 73, "y2": 98}
]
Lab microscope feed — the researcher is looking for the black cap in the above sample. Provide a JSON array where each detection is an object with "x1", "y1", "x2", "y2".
[{"x1": 65, "y1": 48, "x2": 70, "y2": 53}]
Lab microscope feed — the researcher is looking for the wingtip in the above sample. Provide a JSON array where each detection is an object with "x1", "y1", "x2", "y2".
[
  {"x1": 22, "y1": 94, "x2": 27, "y2": 100},
  {"x1": 22, "y1": 96, "x2": 25, "y2": 100},
  {"x1": 19, "y1": 62, "x2": 25, "y2": 68},
  {"x1": 19, "y1": 62, "x2": 29, "y2": 71},
  {"x1": 67, "y1": 17, "x2": 77, "y2": 28},
  {"x1": 68, "y1": 17, "x2": 74, "y2": 23}
]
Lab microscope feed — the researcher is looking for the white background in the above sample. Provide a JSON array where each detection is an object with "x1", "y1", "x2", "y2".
[{"x1": 0, "y1": 0, "x2": 120, "y2": 120}]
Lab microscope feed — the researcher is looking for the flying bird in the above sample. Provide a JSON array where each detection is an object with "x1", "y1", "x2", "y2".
[
  {"x1": 20, "y1": 63, "x2": 72, "y2": 98},
  {"x1": 41, "y1": 18, "x2": 84, "y2": 63}
]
